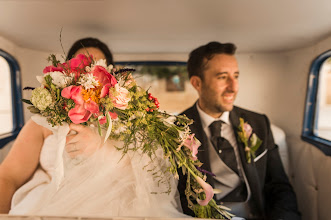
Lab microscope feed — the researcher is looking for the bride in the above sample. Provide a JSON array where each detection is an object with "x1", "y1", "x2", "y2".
[
  {"x1": 0, "y1": 114, "x2": 188, "y2": 217},
  {"x1": 0, "y1": 39, "x2": 189, "y2": 217}
]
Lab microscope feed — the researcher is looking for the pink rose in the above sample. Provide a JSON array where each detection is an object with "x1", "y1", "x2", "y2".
[
  {"x1": 68, "y1": 104, "x2": 92, "y2": 124},
  {"x1": 111, "y1": 85, "x2": 131, "y2": 110},
  {"x1": 195, "y1": 176, "x2": 214, "y2": 206},
  {"x1": 183, "y1": 134, "x2": 201, "y2": 161}
]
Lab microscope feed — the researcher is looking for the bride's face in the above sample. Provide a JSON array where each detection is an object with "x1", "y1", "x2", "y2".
[{"x1": 74, "y1": 47, "x2": 106, "y2": 61}]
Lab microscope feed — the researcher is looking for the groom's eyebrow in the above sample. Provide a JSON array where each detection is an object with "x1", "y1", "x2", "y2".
[{"x1": 216, "y1": 71, "x2": 240, "y2": 75}]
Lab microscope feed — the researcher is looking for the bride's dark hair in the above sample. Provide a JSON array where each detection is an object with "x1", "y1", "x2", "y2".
[{"x1": 66, "y1": 37, "x2": 114, "y2": 66}]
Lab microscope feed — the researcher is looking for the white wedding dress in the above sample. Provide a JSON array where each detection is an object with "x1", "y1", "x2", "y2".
[{"x1": 9, "y1": 115, "x2": 188, "y2": 218}]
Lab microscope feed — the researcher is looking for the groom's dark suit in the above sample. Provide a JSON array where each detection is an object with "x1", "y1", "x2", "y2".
[{"x1": 178, "y1": 103, "x2": 300, "y2": 220}]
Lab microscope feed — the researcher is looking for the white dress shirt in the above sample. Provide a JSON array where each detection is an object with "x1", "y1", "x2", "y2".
[{"x1": 196, "y1": 103, "x2": 251, "y2": 202}]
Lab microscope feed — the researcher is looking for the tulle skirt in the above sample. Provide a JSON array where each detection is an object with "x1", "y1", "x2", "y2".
[{"x1": 9, "y1": 115, "x2": 188, "y2": 218}]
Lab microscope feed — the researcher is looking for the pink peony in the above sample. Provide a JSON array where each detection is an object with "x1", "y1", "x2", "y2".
[
  {"x1": 43, "y1": 54, "x2": 91, "y2": 76},
  {"x1": 61, "y1": 86, "x2": 84, "y2": 105},
  {"x1": 111, "y1": 85, "x2": 131, "y2": 110},
  {"x1": 100, "y1": 83, "x2": 111, "y2": 98},
  {"x1": 84, "y1": 100, "x2": 99, "y2": 114},
  {"x1": 195, "y1": 176, "x2": 214, "y2": 206},
  {"x1": 66, "y1": 54, "x2": 92, "y2": 71},
  {"x1": 99, "y1": 112, "x2": 118, "y2": 125},
  {"x1": 183, "y1": 134, "x2": 201, "y2": 161},
  {"x1": 61, "y1": 85, "x2": 100, "y2": 124},
  {"x1": 90, "y1": 65, "x2": 117, "y2": 98},
  {"x1": 68, "y1": 104, "x2": 92, "y2": 124},
  {"x1": 43, "y1": 65, "x2": 64, "y2": 74},
  {"x1": 91, "y1": 65, "x2": 117, "y2": 87}
]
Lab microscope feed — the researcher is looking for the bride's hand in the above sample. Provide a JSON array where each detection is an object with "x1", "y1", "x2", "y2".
[{"x1": 65, "y1": 124, "x2": 103, "y2": 158}]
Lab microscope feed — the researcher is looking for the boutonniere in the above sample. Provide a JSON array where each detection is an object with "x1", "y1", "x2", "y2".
[{"x1": 237, "y1": 118, "x2": 262, "y2": 163}]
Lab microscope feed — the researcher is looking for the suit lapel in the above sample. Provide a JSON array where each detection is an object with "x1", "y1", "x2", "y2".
[{"x1": 230, "y1": 108, "x2": 264, "y2": 213}]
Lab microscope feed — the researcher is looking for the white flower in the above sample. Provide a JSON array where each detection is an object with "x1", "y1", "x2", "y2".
[
  {"x1": 86, "y1": 59, "x2": 113, "y2": 73},
  {"x1": 50, "y1": 72, "x2": 74, "y2": 88},
  {"x1": 77, "y1": 73, "x2": 99, "y2": 90},
  {"x1": 94, "y1": 59, "x2": 107, "y2": 68},
  {"x1": 163, "y1": 116, "x2": 176, "y2": 126},
  {"x1": 36, "y1": 74, "x2": 47, "y2": 86},
  {"x1": 36, "y1": 72, "x2": 73, "y2": 88},
  {"x1": 31, "y1": 87, "x2": 52, "y2": 111}
]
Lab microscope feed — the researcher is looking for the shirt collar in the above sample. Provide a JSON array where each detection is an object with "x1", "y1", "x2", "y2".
[{"x1": 196, "y1": 102, "x2": 230, "y2": 131}]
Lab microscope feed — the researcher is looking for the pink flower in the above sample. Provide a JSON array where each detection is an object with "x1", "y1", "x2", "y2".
[
  {"x1": 243, "y1": 122, "x2": 253, "y2": 139},
  {"x1": 111, "y1": 84, "x2": 131, "y2": 110},
  {"x1": 66, "y1": 54, "x2": 92, "y2": 71},
  {"x1": 100, "y1": 84, "x2": 111, "y2": 98},
  {"x1": 61, "y1": 86, "x2": 84, "y2": 105},
  {"x1": 43, "y1": 65, "x2": 64, "y2": 74},
  {"x1": 43, "y1": 54, "x2": 92, "y2": 77},
  {"x1": 68, "y1": 104, "x2": 92, "y2": 124},
  {"x1": 90, "y1": 65, "x2": 117, "y2": 98},
  {"x1": 195, "y1": 176, "x2": 214, "y2": 206},
  {"x1": 61, "y1": 85, "x2": 99, "y2": 124},
  {"x1": 84, "y1": 101, "x2": 99, "y2": 114},
  {"x1": 183, "y1": 134, "x2": 201, "y2": 161},
  {"x1": 91, "y1": 66, "x2": 117, "y2": 87},
  {"x1": 99, "y1": 112, "x2": 118, "y2": 125}
]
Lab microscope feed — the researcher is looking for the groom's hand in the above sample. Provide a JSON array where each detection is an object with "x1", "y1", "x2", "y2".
[{"x1": 65, "y1": 124, "x2": 103, "y2": 158}]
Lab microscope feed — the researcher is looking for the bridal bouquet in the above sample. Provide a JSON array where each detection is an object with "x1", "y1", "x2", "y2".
[{"x1": 23, "y1": 54, "x2": 232, "y2": 219}]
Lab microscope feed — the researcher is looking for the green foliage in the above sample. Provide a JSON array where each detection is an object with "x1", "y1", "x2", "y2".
[
  {"x1": 47, "y1": 54, "x2": 61, "y2": 67},
  {"x1": 22, "y1": 99, "x2": 32, "y2": 105}
]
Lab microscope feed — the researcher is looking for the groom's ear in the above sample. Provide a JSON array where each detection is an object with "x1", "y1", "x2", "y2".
[{"x1": 190, "y1": 76, "x2": 202, "y2": 93}]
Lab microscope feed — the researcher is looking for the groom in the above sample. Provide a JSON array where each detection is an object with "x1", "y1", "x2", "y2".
[{"x1": 178, "y1": 42, "x2": 301, "y2": 220}]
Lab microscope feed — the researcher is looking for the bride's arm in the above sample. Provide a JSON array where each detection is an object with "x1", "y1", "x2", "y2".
[{"x1": 0, "y1": 119, "x2": 49, "y2": 213}]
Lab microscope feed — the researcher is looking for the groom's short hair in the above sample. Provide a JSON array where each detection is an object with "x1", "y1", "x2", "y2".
[{"x1": 187, "y1": 41, "x2": 237, "y2": 80}]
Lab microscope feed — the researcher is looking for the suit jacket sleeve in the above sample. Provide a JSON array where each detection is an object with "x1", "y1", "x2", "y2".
[{"x1": 262, "y1": 115, "x2": 301, "y2": 220}]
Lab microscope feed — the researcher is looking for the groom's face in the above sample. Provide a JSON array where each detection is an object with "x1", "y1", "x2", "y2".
[{"x1": 195, "y1": 54, "x2": 239, "y2": 118}]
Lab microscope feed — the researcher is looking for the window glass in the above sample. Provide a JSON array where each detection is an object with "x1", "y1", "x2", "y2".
[
  {"x1": 0, "y1": 50, "x2": 23, "y2": 149},
  {"x1": 316, "y1": 58, "x2": 331, "y2": 140},
  {"x1": 0, "y1": 56, "x2": 13, "y2": 134},
  {"x1": 302, "y1": 50, "x2": 331, "y2": 155}
]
